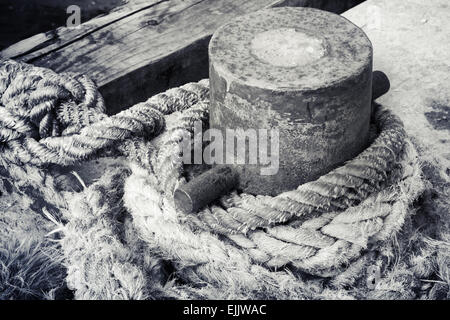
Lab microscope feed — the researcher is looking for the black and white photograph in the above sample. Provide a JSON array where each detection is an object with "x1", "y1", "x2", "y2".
[{"x1": 0, "y1": 0, "x2": 448, "y2": 308}]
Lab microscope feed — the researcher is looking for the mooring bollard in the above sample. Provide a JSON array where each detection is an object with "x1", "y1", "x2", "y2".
[{"x1": 174, "y1": 7, "x2": 391, "y2": 214}]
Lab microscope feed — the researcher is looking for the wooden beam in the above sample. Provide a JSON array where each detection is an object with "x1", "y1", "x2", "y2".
[
  {"x1": 0, "y1": 0, "x2": 162, "y2": 61},
  {"x1": 1, "y1": 0, "x2": 363, "y2": 114}
]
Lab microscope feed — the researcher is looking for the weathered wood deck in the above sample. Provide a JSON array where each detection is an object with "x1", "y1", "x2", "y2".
[{"x1": 0, "y1": 0, "x2": 362, "y2": 114}]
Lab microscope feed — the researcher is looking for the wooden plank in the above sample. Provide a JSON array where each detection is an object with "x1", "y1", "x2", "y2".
[
  {"x1": 343, "y1": 0, "x2": 450, "y2": 170},
  {"x1": 0, "y1": 0, "x2": 161, "y2": 60},
  {"x1": 0, "y1": 0, "x2": 126, "y2": 51},
  {"x1": 1, "y1": 0, "x2": 363, "y2": 114}
]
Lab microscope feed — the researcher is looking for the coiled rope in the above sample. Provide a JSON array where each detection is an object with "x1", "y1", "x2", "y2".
[
  {"x1": 0, "y1": 60, "x2": 425, "y2": 298},
  {"x1": 125, "y1": 99, "x2": 424, "y2": 279},
  {"x1": 0, "y1": 60, "x2": 208, "y2": 166}
]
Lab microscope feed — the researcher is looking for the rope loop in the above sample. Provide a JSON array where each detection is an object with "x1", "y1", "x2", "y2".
[
  {"x1": 0, "y1": 61, "x2": 211, "y2": 166},
  {"x1": 0, "y1": 61, "x2": 426, "y2": 298}
]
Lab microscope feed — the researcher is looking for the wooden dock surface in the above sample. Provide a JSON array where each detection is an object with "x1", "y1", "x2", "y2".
[
  {"x1": 344, "y1": 0, "x2": 450, "y2": 172},
  {"x1": 0, "y1": 0, "x2": 361, "y2": 114}
]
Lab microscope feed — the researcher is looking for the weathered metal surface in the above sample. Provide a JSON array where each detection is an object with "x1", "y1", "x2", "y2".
[
  {"x1": 209, "y1": 7, "x2": 373, "y2": 195},
  {"x1": 174, "y1": 165, "x2": 239, "y2": 214}
]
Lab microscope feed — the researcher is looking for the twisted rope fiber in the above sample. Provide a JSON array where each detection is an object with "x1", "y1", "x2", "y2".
[
  {"x1": 0, "y1": 59, "x2": 208, "y2": 217},
  {"x1": 60, "y1": 166, "x2": 173, "y2": 300},
  {"x1": 0, "y1": 61, "x2": 425, "y2": 298},
  {"x1": 0, "y1": 60, "x2": 209, "y2": 167},
  {"x1": 64, "y1": 163, "x2": 341, "y2": 299},
  {"x1": 126, "y1": 103, "x2": 424, "y2": 282}
]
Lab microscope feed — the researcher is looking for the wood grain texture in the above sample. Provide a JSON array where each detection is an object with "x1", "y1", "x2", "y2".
[
  {"x1": 1, "y1": 0, "x2": 362, "y2": 114},
  {"x1": 0, "y1": 0, "x2": 161, "y2": 60}
]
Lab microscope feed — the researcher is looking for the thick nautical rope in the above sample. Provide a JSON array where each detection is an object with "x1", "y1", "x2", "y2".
[
  {"x1": 135, "y1": 98, "x2": 407, "y2": 233},
  {"x1": 65, "y1": 165, "x2": 345, "y2": 299},
  {"x1": 0, "y1": 60, "x2": 208, "y2": 166},
  {"x1": 123, "y1": 97, "x2": 424, "y2": 278},
  {"x1": 0, "y1": 61, "x2": 424, "y2": 297},
  {"x1": 0, "y1": 59, "x2": 208, "y2": 218}
]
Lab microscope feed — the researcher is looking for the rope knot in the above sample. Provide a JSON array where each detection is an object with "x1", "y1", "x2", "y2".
[
  {"x1": 0, "y1": 60, "x2": 211, "y2": 166},
  {"x1": 0, "y1": 60, "x2": 105, "y2": 142}
]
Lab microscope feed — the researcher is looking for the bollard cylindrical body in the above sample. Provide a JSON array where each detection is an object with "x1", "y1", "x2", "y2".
[{"x1": 208, "y1": 7, "x2": 373, "y2": 196}]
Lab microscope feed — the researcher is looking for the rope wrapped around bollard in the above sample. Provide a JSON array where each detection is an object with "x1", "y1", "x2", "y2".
[{"x1": 0, "y1": 60, "x2": 425, "y2": 299}]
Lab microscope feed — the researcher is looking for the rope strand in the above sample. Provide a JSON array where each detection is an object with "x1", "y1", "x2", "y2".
[{"x1": 0, "y1": 60, "x2": 426, "y2": 298}]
